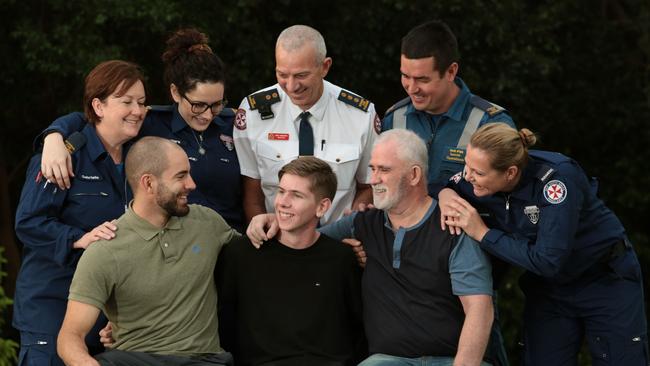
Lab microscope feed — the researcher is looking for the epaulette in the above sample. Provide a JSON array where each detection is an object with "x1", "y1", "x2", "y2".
[
  {"x1": 469, "y1": 95, "x2": 506, "y2": 117},
  {"x1": 147, "y1": 105, "x2": 175, "y2": 113},
  {"x1": 337, "y1": 90, "x2": 370, "y2": 112},
  {"x1": 384, "y1": 97, "x2": 411, "y2": 116},
  {"x1": 536, "y1": 164, "x2": 556, "y2": 182},
  {"x1": 247, "y1": 89, "x2": 281, "y2": 120}
]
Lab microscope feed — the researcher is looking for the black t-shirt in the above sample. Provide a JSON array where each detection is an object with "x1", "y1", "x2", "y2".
[{"x1": 217, "y1": 234, "x2": 365, "y2": 366}]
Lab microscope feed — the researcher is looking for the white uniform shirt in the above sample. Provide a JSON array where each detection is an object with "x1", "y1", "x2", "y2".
[{"x1": 233, "y1": 80, "x2": 379, "y2": 225}]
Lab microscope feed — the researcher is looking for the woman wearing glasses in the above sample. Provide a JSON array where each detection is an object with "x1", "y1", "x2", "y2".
[{"x1": 39, "y1": 28, "x2": 244, "y2": 231}]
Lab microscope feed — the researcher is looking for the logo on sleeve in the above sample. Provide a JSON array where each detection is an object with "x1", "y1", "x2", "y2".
[
  {"x1": 220, "y1": 134, "x2": 234, "y2": 151},
  {"x1": 524, "y1": 205, "x2": 540, "y2": 224},
  {"x1": 234, "y1": 108, "x2": 247, "y2": 130},
  {"x1": 450, "y1": 171, "x2": 463, "y2": 184},
  {"x1": 543, "y1": 180, "x2": 567, "y2": 204},
  {"x1": 373, "y1": 113, "x2": 381, "y2": 135}
]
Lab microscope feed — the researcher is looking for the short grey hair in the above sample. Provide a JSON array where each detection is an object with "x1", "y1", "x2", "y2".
[
  {"x1": 376, "y1": 129, "x2": 429, "y2": 179},
  {"x1": 276, "y1": 25, "x2": 327, "y2": 64}
]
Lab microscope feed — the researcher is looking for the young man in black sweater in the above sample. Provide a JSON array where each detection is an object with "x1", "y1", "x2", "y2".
[{"x1": 217, "y1": 157, "x2": 365, "y2": 366}]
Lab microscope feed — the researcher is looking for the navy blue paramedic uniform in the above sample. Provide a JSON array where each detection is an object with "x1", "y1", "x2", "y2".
[
  {"x1": 45, "y1": 106, "x2": 244, "y2": 232},
  {"x1": 448, "y1": 150, "x2": 648, "y2": 365},
  {"x1": 382, "y1": 77, "x2": 515, "y2": 196},
  {"x1": 14, "y1": 123, "x2": 131, "y2": 366}
]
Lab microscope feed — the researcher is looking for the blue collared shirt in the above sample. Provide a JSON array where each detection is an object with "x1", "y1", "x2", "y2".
[
  {"x1": 40, "y1": 106, "x2": 244, "y2": 232},
  {"x1": 382, "y1": 78, "x2": 515, "y2": 195}
]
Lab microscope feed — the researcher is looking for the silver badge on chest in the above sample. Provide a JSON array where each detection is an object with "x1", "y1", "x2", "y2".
[{"x1": 524, "y1": 205, "x2": 540, "y2": 224}]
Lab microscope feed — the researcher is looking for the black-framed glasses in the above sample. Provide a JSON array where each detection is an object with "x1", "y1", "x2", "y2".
[{"x1": 182, "y1": 94, "x2": 228, "y2": 115}]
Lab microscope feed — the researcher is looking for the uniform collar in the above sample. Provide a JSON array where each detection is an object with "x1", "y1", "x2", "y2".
[
  {"x1": 123, "y1": 204, "x2": 184, "y2": 241},
  {"x1": 404, "y1": 77, "x2": 471, "y2": 122},
  {"x1": 170, "y1": 104, "x2": 230, "y2": 134},
  {"x1": 285, "y1": 80, "x2": 330, "y2": 124},
  {"x1": 81, "y1": 124, "x2": 109, "y2": 162}
]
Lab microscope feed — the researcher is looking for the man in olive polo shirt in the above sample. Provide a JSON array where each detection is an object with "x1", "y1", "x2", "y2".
[{"x1": 57, "y1": 136, "x2": 238, "y2": 366}]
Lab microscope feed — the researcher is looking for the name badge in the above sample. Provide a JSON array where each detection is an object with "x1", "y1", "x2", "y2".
[
  {"x1": 79, "y1": 174, "x2": 102, "y2": 181},
  {"x1": 444, "y1": 147, "x2": 465, "y2": 163},
  {"x1": 268, "y1": 133, "x2": 289, "y2": 141}
]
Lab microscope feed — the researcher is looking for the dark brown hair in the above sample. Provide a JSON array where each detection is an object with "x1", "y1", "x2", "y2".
[
  {"x1": 278, "y1": 157, "x2": 337, "y2": 201},
  {"x1": 83, "y1": 60, "x2": 145, "y2": 124},
  {"x1": 401, "y1": 20, "x2": 460, "y2": 77},
  {"x1": 162, "y1": 28, "x2": 225, "y2": 96}
]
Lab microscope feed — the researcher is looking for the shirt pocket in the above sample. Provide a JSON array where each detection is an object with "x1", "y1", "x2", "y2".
[
  {"x1": 67, "y1": 179, "x2": 113, "y2": 221},
  {"x1": 256, "y1": 141, "x2": 298, "y2": 185},
  {"x1": 319, "y1": 143, "x2": 360, "y2": 190}
]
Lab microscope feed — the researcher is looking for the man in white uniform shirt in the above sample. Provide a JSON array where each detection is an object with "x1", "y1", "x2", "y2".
[{"x1": 233, "y1": 24, "x2": 378, "y2": 225}]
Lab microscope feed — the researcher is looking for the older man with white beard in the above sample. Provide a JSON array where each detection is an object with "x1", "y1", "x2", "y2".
[{"x1": 248, "y1": 129, "x2": 495, "y2": 366}]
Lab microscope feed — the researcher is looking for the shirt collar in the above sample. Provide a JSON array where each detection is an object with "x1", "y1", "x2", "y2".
[
  {"x1": 82, "y1": 124, "x2": 109, "y2": 162},
  {"x1": 382, "y1": 198, "x2": 438, "y2": 232},
  {"x1": 123, "y1": 203, "x2": 184, "y2": 242},
  {"x1": 404, "y1": 77, "x2": 471, "y2": 122},
  {"x1": 285, "y1": 80, "x2": 329, "y2": 123}
]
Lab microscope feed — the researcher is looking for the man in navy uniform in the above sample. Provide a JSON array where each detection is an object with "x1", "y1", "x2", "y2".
[
  {"x1": 381, "y1": 20, "x2": 515, "y2": 365},
  {"x1": 382, "y1": 20, "x2": 515, "y2": 196}
]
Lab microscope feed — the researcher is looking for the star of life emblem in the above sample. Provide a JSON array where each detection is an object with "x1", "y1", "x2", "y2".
[
  {"x1": 524, "y1": 205, "x2": 540, "y2": 224},
  {"x1": 450, "y1": 171, "x2": 463, "y2": 184},
  {"x1": 543, "y1": 180, "x2": 567, "y2": 204}
]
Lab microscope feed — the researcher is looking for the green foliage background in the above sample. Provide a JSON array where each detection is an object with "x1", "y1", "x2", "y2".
[{"x1": 1, "y1": 0, "x2": 648, "y2": 364}]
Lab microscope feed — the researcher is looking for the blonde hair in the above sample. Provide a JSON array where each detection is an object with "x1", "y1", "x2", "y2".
[{"x1": 470, "y1": 123, "x2": 537, "y2": 171}]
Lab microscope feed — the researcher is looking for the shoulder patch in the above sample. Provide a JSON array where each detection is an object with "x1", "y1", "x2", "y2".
[
  {"x1": 469, "y1": 95, "x2": 506, "y2": 117},
  {"x1": 337, "y1": 90, "x2": 370, "y2": 112},
  {"x1": 234, "y1": 108, "x2": 246, "y2": 130},
  {"x1": 450, "y1": 171, "x2": 463, "y2": 184},
  {"x1": 247, "y1": 89, "x2": 281, "y2": 120},
  {"x1": 543, "y1": 179, "x2": 567, "y2": 204},
  {"x1": 373, "y1": 113, "x2": 381, "y2": 134},
  {"x1": 384, "y1": 97, "x2": 411, "y2": 116}
]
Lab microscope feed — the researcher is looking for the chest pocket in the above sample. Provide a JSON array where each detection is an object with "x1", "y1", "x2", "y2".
[
  {"x1": 66, "y1": 176, "x2": 117, "y2": 229},
  {"x1": 70, "y1": 175, "x2": 110, "y2": 198},
  {"x1": 256, "y1": 141, "x2": 299, "y2": 185},
  {"x1": 318, "y1": 143, "x2": 360, "y2": 190}
]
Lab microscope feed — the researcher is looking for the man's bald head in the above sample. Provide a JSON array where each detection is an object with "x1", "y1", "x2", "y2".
[{"x1": 125, "y1": 136, "x2": 184, "y2": 193}]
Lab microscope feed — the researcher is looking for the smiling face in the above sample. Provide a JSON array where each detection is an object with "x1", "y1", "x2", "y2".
[
  {"x1": 369, "y1": 140, "x2": 412, "y2": 211},
  {"x1": 275, "y1": 44, "x2": 331, "y2": 111},
  {"x1": 400, "y1": 55, "x2": 458, "y2": 114},
  {"x1": 464, "y1": 144, "x2": 516, "y2": 197},
  {"x1": 171, "y1": 81, "x2": 225, "y2": 132},
  {"x1": 274, "y1": 173, "x2": 328, "y2": 235},
  {"x1": 93, "y1": 80, "x2": 146, "y2": 141},
  {"x1": 154, "y1": 147, "x2": 196, "y2": 217}
]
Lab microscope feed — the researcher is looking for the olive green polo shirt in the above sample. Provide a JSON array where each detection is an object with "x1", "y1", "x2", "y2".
[{"x1": 69, "y1": 204, "x2": 238, "y2": 356}]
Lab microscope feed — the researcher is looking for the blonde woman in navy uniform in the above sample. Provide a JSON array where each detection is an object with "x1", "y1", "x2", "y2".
[
  {"x1": 439, "y1": 123, "x2": 648, "y2": 366},
  {"x1": 39, "y1": 28, "x2": 244, "y2": 232}
]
